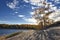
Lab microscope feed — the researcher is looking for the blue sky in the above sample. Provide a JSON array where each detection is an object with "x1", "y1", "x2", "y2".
[{"x1": 0, "y1": 0, "x2": 60, "y2": 24}]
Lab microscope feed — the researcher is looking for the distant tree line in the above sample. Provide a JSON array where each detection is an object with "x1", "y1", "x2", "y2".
[
  {"x1": 0, "y1": 21, "x2": 59, "y2": 29},
  {"x1": 0, "y1": 24, "x2": 41, "y2": 29}
]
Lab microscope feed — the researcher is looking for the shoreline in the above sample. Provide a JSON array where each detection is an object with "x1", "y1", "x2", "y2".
[{"x1": 0, "y1": 31, "x2": 22, "y2": 40}]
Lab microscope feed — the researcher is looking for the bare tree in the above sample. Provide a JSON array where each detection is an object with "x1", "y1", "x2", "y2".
[{"x1": 33, "y1": 0, "x2": 54, "y2": 28}]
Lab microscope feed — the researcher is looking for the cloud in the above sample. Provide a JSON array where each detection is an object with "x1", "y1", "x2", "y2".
[
  {"x1": 0, "y1": 21, "x2": 8, "y2": 22},
  {"x1": 18, "y1": 15, "x2": 25, "y2": 18},
  {"x1": 23, "y1": 18, "x2": 37, "y2": 23},
  {"x1": 24, "y1": 0, "x2": 29, "y2": 3},
  {"x1": 50, "y1": 6, "x2": 57, "y2": 11},
  {"x1": 0, "y1": 20, "x2": 9, "y2": 24},
  {"x1": 31, "y1": 6, "x2": 39, "y2": 9},
  {"x1": 49, "y1": 9, "x2": 60, "y2": 22},
  {"x1": 31, "y1": 6, "x2": 36, "y2": 9},
  {"x1": 7, "y1": 0, "x2": 19, "y2": 9},
  {"x1": 29, "y1": 0, "x2": 41, "y2": 6},
  {"x1": 24, "y1": 0, "x2": 45, "y2": 6},
  {"x1": 15, "y1": 11, "x2": 18, "y2": 13},
  {"x1": 29, "y1": 0, "x2": 45, "y2": 6},
  {"x1": 54, "y1": 0, "x2": 60, "y2": 3},
  {"x1": 27, "y1": 0, "x2": 60, "y2": 23},
  {"x1": 18, "y1": 14, "x2": 37, "y2": 24},
  {"x1": 24, "y1": 0, "x2": 59, "y2": 10},
  {"x1": 30, "y1": 11, "x2": 35, "y2": 15}
]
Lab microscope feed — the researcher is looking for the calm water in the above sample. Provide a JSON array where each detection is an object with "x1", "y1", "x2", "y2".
[
  {"x1": 0, "y1": 29, "x2": 27, "y2": 36},
  {"x1": 0, "y1": 27, "x2": 60, "y2": 36}
]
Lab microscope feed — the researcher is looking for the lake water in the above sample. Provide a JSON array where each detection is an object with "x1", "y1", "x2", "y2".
[
  {"x1": 0, "y1": 29, "x2": 28, "y2": 36},
  {"x1": 0, "y1": 27, "x2": 60, "y2": 36}
]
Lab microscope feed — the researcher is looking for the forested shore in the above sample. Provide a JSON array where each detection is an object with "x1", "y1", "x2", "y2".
[{"x1": 0, "y1": 21, "x2": 60, "y2": 29}]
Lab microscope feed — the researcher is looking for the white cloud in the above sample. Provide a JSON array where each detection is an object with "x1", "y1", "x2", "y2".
[
  {"x1": 15, "y1": 11, "x2": 18, "y2": 13},
  {"x1": 30, "y1": 11, "x2": 35, "y2": 15},
  {"x1": 31, "y1": 6, "x2": 36, "y2": 9},
  {"x1": 55, "y1": 17, "x2": 60, "y2": 22},
  {"x1": 24, "y1": 0, "x2": 45, "y2": 6},
  {"x1": 51, "y1": 0, "x2": 54, "y2": 1},
  {"x1": 24, "y1": 0, "x2": 29, "y2": 3},
  {"x1": 23, "y1": 18, "x2": 37, "y2": 23},
  {"x1": 30, "y1": 0, "x2": 45, "y2": 6},
  {"x1": 55, "y1": 0, "x2": 60, "y2": 2},
  {"x1": 30, "y1": 0, "x2": 41, "y2": 3},
  {"x1": 26, "y1": 23, "x2": 38, "y2": 25},
  {"x1": 18, "y1": 15, "x2": 25, "y2": 18},
  {"x1": 31, "y1": 6, "x2": 40, "y2": 9},
  {"x1": 52, "y1": 7, "x2": 57, "y2": 10},
  {"x1": 24, "y1": 0, "x2": 58, "y2": 11},
  {"x1": 0, "y1": 20, "x2": 9, "y2": 24},
  {"x1": 49, "y1": 9, "x2": 60, "y2": 22},
  {"x1": 46, "y1": 3, "x2": 57, "y2": 11},
  {"x1": 0, "y1": 21, "x2": 8, "y2": 22},
  {"x1": 44, "y1": 10, "x2": 48, "y2": 13},
  {"x1": 51, "y1": 0, "x2": 60, "y2": 4},
  {"x1": 7, "y1": 0, "x2": 19, "y2": 9},
  {"x1": 29, "y1": 0, "x2": 41, "y2": 5}
]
